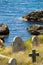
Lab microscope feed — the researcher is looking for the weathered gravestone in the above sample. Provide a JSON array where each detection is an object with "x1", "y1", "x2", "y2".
[
  {"x1": 0, "y1": 39, "x2": 4, "y2": 47},
  {"x1": 32, "y1": 36, "x2": 40, "y2": 46},
  {"x1": 0, "y1": 54, "x2": 17, "y2": 65},
  {"x1": 8, "y1": 58, "x2": 17, "y2": 65},
  {"x1": 12, "y1": 36, "x2": 26, "y2": 53},
  {"x1": 29, "y1": 50, "x2": 39, "y2": 62}
]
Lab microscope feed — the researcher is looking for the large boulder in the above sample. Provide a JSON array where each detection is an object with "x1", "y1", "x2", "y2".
[
  {"x1": 21, "y1": 10, "x2": 43, "y2": 22},
  {"x1": 0, "y1": 24, "x2": 9, "y2": 40},
  {"x1": 27, "y1": 24, "x2": 43, "y2": 35}
]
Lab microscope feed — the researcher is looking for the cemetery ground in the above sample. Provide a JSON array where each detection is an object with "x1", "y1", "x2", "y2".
[{"x1": 0, "y1": 35, "x2": 43, "y2": 65}]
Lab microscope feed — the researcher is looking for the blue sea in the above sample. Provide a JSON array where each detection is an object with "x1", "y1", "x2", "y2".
[{"x1": 0, "y1": 0, "x2": 43, "y2": 46}]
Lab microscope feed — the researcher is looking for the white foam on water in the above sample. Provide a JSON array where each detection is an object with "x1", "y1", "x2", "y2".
[{"x1": 17, "y1": 17, "x2": 27, "y2": 21}]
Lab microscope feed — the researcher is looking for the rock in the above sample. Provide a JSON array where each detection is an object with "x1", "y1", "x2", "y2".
[
  {"x1": 27, "y1": 24, "x2": 43, "y2": 35},
  {"x1": 22, "y1": 10, "x2": 43, "y2": 22},
  {"x1": 0, "y1": 39, "x2": 4, "y2": 47},
  {"x1": 12, "y1": 36, "x2": 26, "y2": 53},
  {"x1": 0, "y1": 23, "x2": 9, "y2": 40},
  {"x1": 8, "y1": 58, "x2": 17, "y2": 65},
  {"x1": 32, "y1": 36, "x2": 40, "y2": 46}
]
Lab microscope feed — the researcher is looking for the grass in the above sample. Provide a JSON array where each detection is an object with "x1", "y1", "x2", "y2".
[{"x1": 0, "y1": 35, "x2": 43, "y2": 65}]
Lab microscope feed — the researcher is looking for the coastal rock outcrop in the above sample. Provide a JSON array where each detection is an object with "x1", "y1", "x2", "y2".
[
  {"x1": 21, "y1": 10, "x2": 43, "y2": 22},
  {"x1": 0, "y1": 24, "x2": 9, "y2": 40},
  {"x1": 27, "y1": 24, "x2": 43, "y2": 35}
]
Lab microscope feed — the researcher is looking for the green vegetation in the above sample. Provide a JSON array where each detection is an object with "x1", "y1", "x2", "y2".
[{"x1": 0, "y1": 35, "x2": 43, "y2": 65}]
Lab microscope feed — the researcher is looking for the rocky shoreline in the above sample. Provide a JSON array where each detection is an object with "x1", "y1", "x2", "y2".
[
  {"x1": 22, "y1": 10, "x2": 43, "y2": 22},
  {"x1": 27, "y1": 24, "x2": 43, "y2": 35},
  {"x1": 0, "y1": 24, "x2": 9, "y2": 47}
]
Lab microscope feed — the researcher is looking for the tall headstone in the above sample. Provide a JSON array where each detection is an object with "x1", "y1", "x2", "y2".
[
  {"x1": 8, "y1": 58, "x2": 17, "y2": 65},
  {"x1": 32, "y1": 36, "x2": 40, "y2": 46},
  {"x1": 12, "y1": 36, "x2": 26, "y2": 53}
]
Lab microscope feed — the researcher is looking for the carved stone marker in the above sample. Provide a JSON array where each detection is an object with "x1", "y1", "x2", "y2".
[
  {"x1": 8, "y1": 58, "x2": 17, "y2": 65},
  {"x1": 0, "y1": 39, "x2": 4, "y2": 47},
  {"x1": 29, "y1": 50, "x2": 39, "y2": 62},
  {"x1": 32, "y1": 36, "x2": 40, "y2": 46},
  {"x1": 12, "y1": 36, "x2": 26, "y2": 53}
]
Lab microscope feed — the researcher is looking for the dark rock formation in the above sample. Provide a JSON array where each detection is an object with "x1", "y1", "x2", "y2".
[
  {"x1": 27, "y1": 24, "x2": 43, "y2": 35},
  {"x1": 22, "y1": 10, "x2": 43, "y2": 22},
  {"x1": 0, "y1": 24, "x2": 9, "y2": 40}
]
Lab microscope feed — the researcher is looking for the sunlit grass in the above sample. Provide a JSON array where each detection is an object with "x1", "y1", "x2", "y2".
[{"x1": 0, "y1": 35, "x2": 43, "y2": 65}]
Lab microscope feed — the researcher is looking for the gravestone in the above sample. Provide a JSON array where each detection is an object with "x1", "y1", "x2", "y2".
[
  {"x1": 0, "y1": 39, "x2": 4, "y2": 47},
  {"x1": 8, "y1": 58, "x2": 17, "y2": 65},
  {"x1": 29, "y1": 50, "x2": 39, "y2": 62},
  {"x1": 32, "y1": 36, "x2": 40, "y2": 46},
  {"x1": 12, "y1": 36, "x2": 26, "y2": 53}
]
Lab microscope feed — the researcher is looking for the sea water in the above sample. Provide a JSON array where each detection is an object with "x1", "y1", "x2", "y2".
[{"x1": 0, "y1": 0, "x2": 43, "y2": 46}]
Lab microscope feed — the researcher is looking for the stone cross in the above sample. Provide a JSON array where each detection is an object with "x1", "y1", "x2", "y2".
[
  {"x1": 8, "y1": 58, "x2": 17, "y2": 65},
  {"x1": 29, "y1": 50, "x2": 39, "y2": 62}
]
